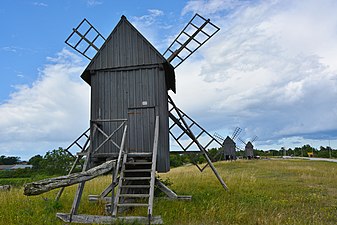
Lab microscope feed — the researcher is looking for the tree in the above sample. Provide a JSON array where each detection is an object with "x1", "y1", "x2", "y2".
[
  {"x1": 28, "y1": 155, "x2": 44, "y2": 170},
  {"x1": 40, "y1": 148, "x2": 74, "y2": 175},
  {"x1": 293, "y1": 147, "x2": 302, "y2": 156},
  {"x1": 301, "y1": 144, "x2": 316, "y2": 157},
  {"x1": 208, "y1": 148, "x2": 220, "y2": 160},
  {"x1": 0, "y1": 155, "x2": 20, "y2": 165}
]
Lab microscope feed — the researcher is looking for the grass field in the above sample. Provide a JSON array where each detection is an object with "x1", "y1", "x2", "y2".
[{"x1": 0, "y1": 159, "x2": 336, "y2": 224}]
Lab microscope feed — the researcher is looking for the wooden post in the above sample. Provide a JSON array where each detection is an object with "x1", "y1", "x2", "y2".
[
  {"x1": 69, "y1": 122, "x2": 96, "y2": 218},
  {"x1": 112, "y1": 124, "x2": 128, "y2": 215}
]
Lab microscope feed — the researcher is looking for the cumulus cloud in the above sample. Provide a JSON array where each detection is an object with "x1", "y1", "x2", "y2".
[
  {"x1": 0, "y1": 49, "x2": 90, "y2": 159},
  {"x1": 173, "y1": 0, "x2": 337, "y2": 148},
  {"x1": 131, "y1": 9, "x2": 173, "y2": 50}
]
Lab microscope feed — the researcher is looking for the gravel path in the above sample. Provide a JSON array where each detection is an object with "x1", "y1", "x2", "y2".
[{"x1": 292, "y1": 157, "x2": 337, "y2": 163}]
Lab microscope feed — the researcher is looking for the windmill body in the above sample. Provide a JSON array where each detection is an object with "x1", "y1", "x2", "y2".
[
  {"x1": 214, "y1": 127, "x2": 241, "y2": 161},
  {"x1": 245, "y1": 141, "x2": 254, "y2": 159},
  {"x1": 223, "y1": 136, "x2": 236, "y2": 160},
  {"x1": 81, "y1": 16, "x2": 175, "y2": 172}
]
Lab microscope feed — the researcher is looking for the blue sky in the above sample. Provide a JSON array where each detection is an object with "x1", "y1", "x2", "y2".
[
  {"x1": 0, "y1": 0, "x2": 187, "y2": 101},
  {"x1": 1, "y1": 0, "x2": 337, "y2": 160}
]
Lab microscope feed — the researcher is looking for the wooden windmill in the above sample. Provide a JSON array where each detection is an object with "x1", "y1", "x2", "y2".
[
  {"x1": 238, "y1": 136, "x2": 258, "y2": 159},
  {"x1": 214, "y1": 127, "x2": 242, "y2": 160},
  {"x1": 24, "y1": 14, "x2": 228, "y2": 224}
]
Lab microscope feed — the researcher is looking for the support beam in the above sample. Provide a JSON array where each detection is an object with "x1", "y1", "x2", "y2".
[
  {"x1": 169, "y1": 95, "x2": 229, "y2": 191},
  {"x1": 56, "y1": 213, "x2": 163, "y2": 224},
  {"x1": 155, "y1": 179, "x2": 191, "y2": 200}
]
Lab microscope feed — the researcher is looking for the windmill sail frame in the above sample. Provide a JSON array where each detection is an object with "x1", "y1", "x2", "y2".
[
  {"x1": 164, "y1": 13, "x2": 220, "y2": 68},
  {"x1": 65, "y1": 18, "x2": 106, "y2": 60}
]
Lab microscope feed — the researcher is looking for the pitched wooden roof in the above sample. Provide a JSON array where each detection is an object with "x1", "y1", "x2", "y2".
[
  {"x1": 81, "y1": 15, "x2": 175, "y2": 92},
  {"x1": 224, "y1": 136, "x2": 235, "y2": 145}
]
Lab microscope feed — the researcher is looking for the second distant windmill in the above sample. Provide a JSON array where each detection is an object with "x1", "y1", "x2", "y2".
[{"x1": 214, "y1": 127, "x2": 242, "y2": 161}]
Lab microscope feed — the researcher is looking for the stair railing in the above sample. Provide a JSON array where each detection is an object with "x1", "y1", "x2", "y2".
[
  {"x1": 148, "y1": 115, "x2": 160, "y2": 219},
  {"x1": 111, "y1": 124, "x2": 128, "y2": 214}
]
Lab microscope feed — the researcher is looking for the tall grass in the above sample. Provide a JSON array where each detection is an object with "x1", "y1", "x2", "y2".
[{"x1": 1, "y1": 159, "x2": 336, "y2": 224}]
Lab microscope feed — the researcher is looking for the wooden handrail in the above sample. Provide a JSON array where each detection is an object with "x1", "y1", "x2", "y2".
[{"x1": 148, "y1": 115, "x2": 160, "y2": 218}]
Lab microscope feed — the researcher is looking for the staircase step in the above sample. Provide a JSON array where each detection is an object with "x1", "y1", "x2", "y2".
[
  {"x1": 127, "y1": 153, "x2": 152, "y2": 158},
  {"x1": 125, "y1": 161, "x2": 152, "y2": 165},
  {"x1": 121, "y1": 185, "x2": 150, "y2": 188},
  {"x1": 119, "y1": 194, "x2": 149, "y2": 198},
  {"x1": 124, "y1": 169, "x2": 152, "y2": 173},
  {"x1": 117, "y1": 203, "x2": 149, "y2": 207},
  {"x1": 123, "y1": 177, "x2": 151, "y2": 180}
]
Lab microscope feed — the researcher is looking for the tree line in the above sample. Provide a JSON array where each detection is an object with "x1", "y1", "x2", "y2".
[
  {"x1": 0, "y1": 148, "x2": 75, "y2": 179},
  {"x1": 169, "y1": 144, "x2": 337, "y2": 168},
  {"x1": 0, "y1": 144, "x2": 336, "y2": 177}
]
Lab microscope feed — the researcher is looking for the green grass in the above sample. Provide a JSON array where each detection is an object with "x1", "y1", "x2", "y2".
[
  {"x1": 1, "y1": 159, "x2": 336, "y2": 224},
  {"x1": 0, "y1": 173, "x2": 54, "y2": 187}
]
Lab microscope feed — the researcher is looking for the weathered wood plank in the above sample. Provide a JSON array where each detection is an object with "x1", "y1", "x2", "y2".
[
  {"x1": 56, "y1": 213, "x2": 163, "y2": 224},
  {"x1": 23, "y1": 159, "x2": 116, "y2": 196}
]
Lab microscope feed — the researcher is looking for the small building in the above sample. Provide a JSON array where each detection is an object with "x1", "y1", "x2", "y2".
[
  {"x1": 0, "y1": 164, "x2": 32, "y2": 170},
  {"x1": 245, "y1": 141, "x2": 254, "y2": 159},
  {"x1": 223, "y1": 136, "x2": 236, "y2": 160},
  {"x1": 81, "y1": 16, "x2": 175, "y2": 172},
  {"x1": 0, "y1": 165, "x2": 14, "y2": 170},
  {"x1": 11, "y1": 164, "x2": 33, "y2": 169}
]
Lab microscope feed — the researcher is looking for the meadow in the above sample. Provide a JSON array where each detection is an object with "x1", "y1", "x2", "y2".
[{"x1": 0, "y1": 159, "x2": 336, "y2": 225}]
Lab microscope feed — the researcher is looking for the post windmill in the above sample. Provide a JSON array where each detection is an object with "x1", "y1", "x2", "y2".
[
  {"x1": 238, "y1": 135, "x2": 258, "y2": 159},
  {"x1": 214, "y1": 127, "x2": 242, "y2": 160},
  {"x1": 24, "y1": 14, "x2": 228, "y2": 224}
]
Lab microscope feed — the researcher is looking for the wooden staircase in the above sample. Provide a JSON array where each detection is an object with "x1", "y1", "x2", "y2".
[
  {"x1": 112, "y1": 153, "x2": 155, "y2": 215},
  {"x1": 112, "y1": 116, "x2": 159, "y2": 221}
]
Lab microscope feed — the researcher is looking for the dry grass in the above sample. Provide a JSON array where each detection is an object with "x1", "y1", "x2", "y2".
[{"x1": 0, "y1": 159, "x2": 336, "y2": 224}]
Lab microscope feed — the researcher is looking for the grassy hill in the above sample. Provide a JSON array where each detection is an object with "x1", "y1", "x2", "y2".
[{"x1": 1, "y1": 159, "x2": 336, "y2": 224}]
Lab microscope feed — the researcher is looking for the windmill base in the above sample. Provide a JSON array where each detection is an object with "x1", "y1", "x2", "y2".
[
  {"x1": 56, "y1": 179, "x2": 190, "y2": 224},
  {"x1": 56, "y1": 213, "x2": 163, "y2": 224}
]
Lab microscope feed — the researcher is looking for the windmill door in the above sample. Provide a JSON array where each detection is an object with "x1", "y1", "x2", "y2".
[{"x1": 127, "y1": 107, "x2": 156, "y2": 153}]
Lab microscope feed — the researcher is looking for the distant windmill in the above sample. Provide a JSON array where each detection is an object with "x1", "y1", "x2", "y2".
[
  {"x1": 214, "y1": 127, "x2": 242, "y2": 160},
  {"x1": 26, "y1": 14, "x2": 228, "y2": 224},
  {"x1": 238, "y1": 135, "x2": 258, "y2": 159}
]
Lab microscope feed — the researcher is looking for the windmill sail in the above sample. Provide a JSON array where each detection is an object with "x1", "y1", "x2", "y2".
[
  {"x1": 164, "y1": 13, "x2": 220, "y2": 68},
  {"x1": 252, "y1": 135, "x2": 259, "y2": 142},
  {"x1": 231, "y1": 127, "x2": 242, "y2": 140},
  {"x1": 238, "y1": 137, "x2": 246, "y2": 145},
  {"x1": 65, "y1": 18, "x2": 106, "y2": 60},
  {"x1": 214, "y1": 132, "x2": 225, "y2": 143}
]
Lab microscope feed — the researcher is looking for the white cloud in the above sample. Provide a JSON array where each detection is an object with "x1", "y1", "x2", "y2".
[
  {"x1": 33, "y1": 2, "x2": 48, "y2": 7},
  {"x1": 172, "y1": 0, "x2": 337, "y2": 148},
  {"x1": 182, "y1": 0, "x2": 248, "y2": 16},
  {"x1": 0, "y1": 49, "x2": 90, "y2": 159},
  {"x1": 1, "y1": 46, "x2": 17, "y2": 53},
  {"x1": 87, "y1": 0, "x2": 103, "y2": 7},
  {"x1": 131, "y1": 9, "x2": 173, "y2": 51},
  {"x1": 1, "y1": 46, "x2": 35, "y2": 55},
  {"x1": 132, "y1": 9, "x2": 164, "y2": 27}
]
